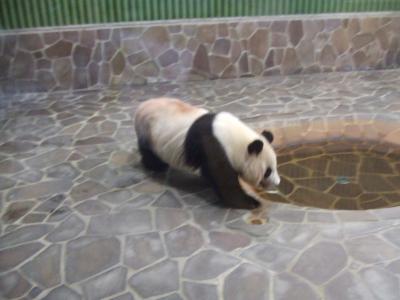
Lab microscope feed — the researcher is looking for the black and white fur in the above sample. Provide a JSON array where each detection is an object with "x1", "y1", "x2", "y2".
[{"x1": 134, "y1": 98, "x2": 280, "y2": 209}]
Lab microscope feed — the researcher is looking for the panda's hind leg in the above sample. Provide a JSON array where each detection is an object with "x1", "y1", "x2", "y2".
[{"x1": 138, "y1": 141, "x2": 169, "y2": 172}]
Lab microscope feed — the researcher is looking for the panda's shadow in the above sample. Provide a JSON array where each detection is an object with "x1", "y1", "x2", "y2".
[{"x1": 142, "y1": 167, "x2": 223, "y2": 207}]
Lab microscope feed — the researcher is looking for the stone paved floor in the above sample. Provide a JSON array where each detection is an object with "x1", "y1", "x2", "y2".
[{"x1": 1, "y1": 69, "x2": 400, "y2": 300}]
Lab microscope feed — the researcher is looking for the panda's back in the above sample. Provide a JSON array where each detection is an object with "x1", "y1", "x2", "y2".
[{"x1": 135, "y1": 98, "x2": 208, "y2": 170}]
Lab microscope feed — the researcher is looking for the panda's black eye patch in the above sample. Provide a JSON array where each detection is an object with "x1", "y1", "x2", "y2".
[{"x1": 264, "y1": 167, "x2": 272, "y2": 178}]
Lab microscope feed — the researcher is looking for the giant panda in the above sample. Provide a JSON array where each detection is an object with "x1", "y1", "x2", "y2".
[{"x1": 134, "y1": 97, "x2": 280, "y2": 209}]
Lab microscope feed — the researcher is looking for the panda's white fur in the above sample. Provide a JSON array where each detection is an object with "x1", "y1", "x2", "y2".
[{"x1": 135, "y1": 97, "x2": 280, "y2": 209}]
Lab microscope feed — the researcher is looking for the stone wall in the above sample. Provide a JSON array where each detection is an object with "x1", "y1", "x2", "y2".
[{"x1": 1, "y1": 12, "x2": 399, "y2": 94}]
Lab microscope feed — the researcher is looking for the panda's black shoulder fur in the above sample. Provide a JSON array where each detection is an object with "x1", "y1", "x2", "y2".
[
  {"x1": 184, "y1": 113, "x2": 216, "y2": 169},
  {"x1": 183, "y1": 112, "x2": 260, "y2": 209}
]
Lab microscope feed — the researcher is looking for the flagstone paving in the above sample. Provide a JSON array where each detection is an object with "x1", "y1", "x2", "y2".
[{"x1": 1, "y1": 69, "x2": 400, "y2": 299}]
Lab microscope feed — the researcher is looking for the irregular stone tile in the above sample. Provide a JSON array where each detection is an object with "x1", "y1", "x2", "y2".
[
  {"x1": 359, "y1": 175, "x2": 395, "y2": 192},
  {"x1": 193, "y1": 44, "x2": 210, "y2": 74},
  {"x1": 2, "y1": 201, "x2": 35, "y2": 223},
  {"x1": 99, "y1": 189, "x2": 132, "y2": 206},
  {"x1": 192, "y1": 205, "x2": 227, "y2": 230},
  {"x1": 45, "y1": 40, "x2": 73, "y2": 58},
  {"x1": 332, "y1": 28, "x2": 349, "y2": 54},
  {"x1": 0, "y1": 141, "x2": 36, "y2": 153},
  {"x1": 25, "y1": 149, "x2": 70, "y2": 169},
  {"x1": 320, "y1": 45, "x2": 337, "y2": 67},
  {"x1": 241, "y1": 243, "x2": 297, "y2": 272},
  {"x1": 47, "y1": 205, "x2": 72, "y2": 222},
  {"x1": 75, "y1": 136, "x2": 114, "y2": 146},
  {"x1": 112, "y1": 51, "x2": 125, "y2": 75},
  {"x1": 87, "y1": 210, "x2": 152, "y2": 235},
  {"x1": 12, "y1": 51, "x2": 34, "y2": 79},
  {"x1": 382, "y1": 227, "x2": 400, "y2": 248},
  {"x1": 74, "y1": 200, "x2": 110, "y2": 215},
  {"x1": 0, "y1": 271, "x2": 32, "y2": 299},
  {"x1": 227, "y1": 218, "x2": 278, "y2": 237},
  {"x1": 0, "y1": 242, "x2": 44, "y2": 272},
  {"x1": 158, "y1": 293, "x2": 183, "y2": 300},
  {"x1": 152, "y1": 190, "x2": 182, "y2": 208},
  {"x1": 142, "y1": 26, "x2": 170, "y2": 57},
  {"x1": 352, "y1": 33, "x2": 374, "y2": 50},
  {"x1": 292, "y1": 241, "x2": 347, "y2": 285},
  {"x1": 249, "y1": 29, "x2": 269, "y2": 58},
  {"x1": 66, "y1": 237, "x2": 120, "y2": 284},
  {"x1": 129, "y1": 260, "x2": 179, "y2": 298},
  {"x1": 0, "y1": 176, "x2": 16, "y2": 190},
  {"x1": 223, "y1": 263, "x2": 269, "y2": 300},
  {"x1": 134, "y1": 61, "x2": 159, "y2": 77},
  {"x1": 124, "y1": 232, "x2": 165, "y2": 269},
  {"x1": 46, "y1": 214, "x2": 85, "y2": 242},
  {"x1": 22, "y1": 213, "x2": 47, "y2": 223},
  {"x1": 81, "y1": 267, "x2": 127, "y2": 300},
  {"x1": 35, "y1": 194, "x2": 65, "y2": 212},
  {"x1": 209, "y1": 230, "x2": 251, "y2": 251},
  {"x1": 360, "y1": 266, "x2": 400, "y2": 300},
  {"x1": 271, "y1": 224, "x2": 318, "y2": 249},
  {"x1": 324, "y1": 271, "x2": 374, "y2": 300},
  {"x1": 110, "y1": 293, "x2": 134, "y2": 300},
  {"x1": 281, "y1": 48, "x2": 301, "y2": 75},
  {"x1": 0, "y1": 224, "x2": 53, "y2": 249},
  {"x1": 183, "y1": 282, "x2": 218, "y2": 300},
  {"x1": 54, "y1": 58, "x2": 72, "y2": 88},
  {"x1": 47, "y1": 163, "x2": 79, "y2": 180},
  {"x1": 0, "y1": 159, "x2": 24, "y2": 174},
  {"x1": 345, "y1": 235, "x2": 398, "y2": 264},
  {"x1": 164, "y1": 225, "x2": 204, "y2": 257},
  {"x1": 289, "y1": 20, "x2": 304, "y2": 46},
  {"x1": 155, "y1": 207, "x2": 190, "y2": 231},
  {"x1": 183, "y1": 249, "x2": 239, "y2": 280},
  {"x1": 159, "y1": 49, "x2": 179, "y2": 67},
  {"x1": 21, "y1": 245, "x2": 61, "y2": 288},
  {"x1": 270, "y1": 209, "x2": 305, "y2": 223},
  {"x1": 196, "y1": 25, "x2": 216, "y2": 44},
  {"x1": 213, "y1": 38, "x2": 231, "y2": 56},
  {"x1": 274, "y1": 272, "x2": 319, "y2": 300},
  {"x1": 19, "y1": 33, "x2": 43, "y2": 51},
  {"x1": 42, "y1": 285, "x2": 82, "y2": 300},
  {"x1": 70, "y1": 180, "x2": 107, "y2": 202},
  {"x1": 73, "y1": 45, "x2": 91, "y2": 67}
]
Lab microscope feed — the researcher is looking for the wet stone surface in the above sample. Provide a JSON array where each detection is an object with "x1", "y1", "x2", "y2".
[{"x1": 0, "y1": 69, "x2": 400, "y2": 298}]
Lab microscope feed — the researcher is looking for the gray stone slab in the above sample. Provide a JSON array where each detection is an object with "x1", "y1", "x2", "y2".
[
  {"x1": 209, "y1": 230, "x2": 251, "y2": 251},
  {"x1": 0, "y1": 224, "x2": 53, "y2": 249},
  {"x1": 183, "y1": 282, "x2": 218, "y2": 300},
  {"x1": 42, "y1": 285, "x2": 82, "y2": 300},
  {"x1": 0, "y1": 242, "x2": 44, "y2": 272},
  {"x1": 324, "y1": 271, "x2": 374, "y2": 300},
  {"x1": 81, "y1": 266, "x2": 127, "y2": 300},
  {"x1": 165, "y1": 225, "x2": 204, "y2": 257},
  {"x1": 46, "y1": 214, "x2": 85, "y2": 242},
  {"x1": 46, "y1": 162, "x2": 79, "y2": 180},
  {"x1": 21, "y1": 244, "x2": 61, "y2": 288},
  {"x1": 223, "y1": 263, "x2": 270, "y2": 300},
  {"x1": 129, "y1": 259, "x2": 179, "y2": 298},
  {"x1": 152, "y1": 190, "x2": 183, "y2": 208},
  {"x1": 124, "y1": 232, "x2": 165, "y2": 269},
  {"x1": 87, "y1": 209, "x2": 152, "y2": 235},
  {"x1": 382, "y1": 227, "x2": 400, "y2": 248},
  {"x1": 35, "y1": 194, "x2": 65, "y2": 212},
  {"x1": 70, "y1": 180, "x2": 107, "y2": 202},
  {"x1": 155, "y1": 208, "x2": 190, "y2": 231},
  {"x1": 292, "y1": 241, "x2": 347, "y2": 285},
  {"x1": 241, "y1": 243, "x2": 297, "y2": 272},
  {"x1": 183, "y1": 249, "x2": 240, "y2": 280},
  {"x1": 74, "y1": 199, "x2": 111, "y2": 215},
  {"x1": 227, "y1": 218, "x2": 279, "y2": 237},
  {"x1": 157, "y1": 293, "x2": 183, "y2": 300},
  {"x1": 273, "y1": 272, "x2": 319, "y2": 300},
  {"x1": 360, "y1": 266, "x2": 400, "y2": 300},
  {"x1": 110, "y1": 293, "x2": 135, "y2": 300},
  {"x1": 0, "y1": 271, "x2": 32, "y2": 299},
  {"x1": 192, "y1": 205, "x2": 228, "y2": 230},
  {"x1": 270, "y1": 223, "x2": 319, "y2": 249},
  {"x1": 345, "y1": 236, "x2": 399, "y2": 264},
  {"x1": 66, "y1": 236, "x2": 120, "y2": 283},
  {"x1": 6, "y1": 180, "x2": 73, "y2": 201}
]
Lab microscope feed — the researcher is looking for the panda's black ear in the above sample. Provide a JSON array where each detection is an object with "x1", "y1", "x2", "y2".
[
  {"x1": 248, "y1": 140, "x2": 264, "y2": 155},
  {"x1": 262, "y1": 130, "x2": 274, "y2": 143}
]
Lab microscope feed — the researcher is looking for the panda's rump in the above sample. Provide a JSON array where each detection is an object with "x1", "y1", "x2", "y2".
[{"x1": 135, "y1": 98, "x2": 208, "y2": 169}]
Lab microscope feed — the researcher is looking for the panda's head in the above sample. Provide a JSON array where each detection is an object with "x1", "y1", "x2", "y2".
[{"x1": 241, "y1": 130, "x2": 280, "y2": 189}]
